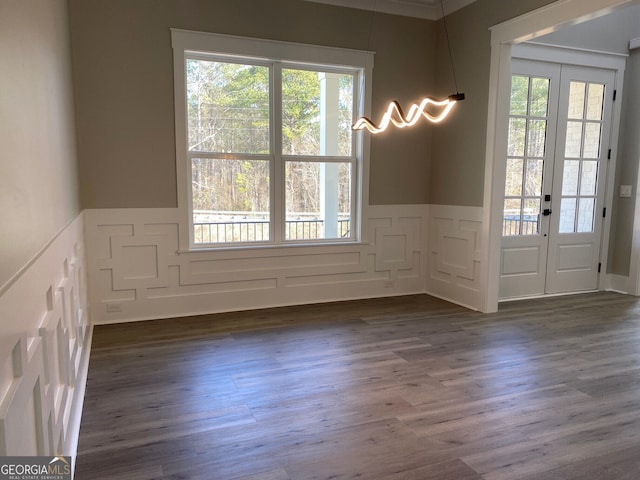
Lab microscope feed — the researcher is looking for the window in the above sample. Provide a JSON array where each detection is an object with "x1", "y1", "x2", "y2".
[{"x1": 172, "y1": 31, "x2": 372, "y2": 249}]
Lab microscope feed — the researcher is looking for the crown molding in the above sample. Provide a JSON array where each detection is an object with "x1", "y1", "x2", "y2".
[{"x1": 303, "y1": 0, "x2": 477, "y2": 20}]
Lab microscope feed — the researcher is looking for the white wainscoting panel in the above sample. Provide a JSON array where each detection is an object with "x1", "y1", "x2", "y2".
[
  {"x1": 84, "y1": 206, "x2": 429, "y2": 323},
  {"x1": 427, "y1": 205, "x2": 485, "y2": 311},
  {"x1": 0, "y1": 213, "x2": 90, "y2": 460}
]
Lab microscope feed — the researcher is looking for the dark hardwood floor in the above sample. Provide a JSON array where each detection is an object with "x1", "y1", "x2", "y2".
[{"x1": 75, "y1": 292, "x2": 640, "y2": 479}]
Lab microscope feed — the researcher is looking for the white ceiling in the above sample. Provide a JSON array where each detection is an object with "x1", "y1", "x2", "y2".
[{"x1": 303, "y1": 0, "x2": 478, "y2": 20}]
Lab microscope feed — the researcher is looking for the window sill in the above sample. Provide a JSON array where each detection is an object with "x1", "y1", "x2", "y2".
[{"x1": 177, "y1": 240, "x2": 367, "y2": 255}]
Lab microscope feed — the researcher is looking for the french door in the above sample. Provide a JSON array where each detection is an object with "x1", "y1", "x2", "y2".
[{"x1": 500, "y1": 59, "x2": 615, "y2": 299}]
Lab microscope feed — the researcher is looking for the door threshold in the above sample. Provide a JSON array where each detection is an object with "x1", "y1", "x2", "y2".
[{"x1": 499, "y1": 289, "x2": 598, "y2": 303}]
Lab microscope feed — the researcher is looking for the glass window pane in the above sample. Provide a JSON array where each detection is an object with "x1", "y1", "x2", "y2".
[
  {"x1": 577, "y1": 198, "x2": 595, "y2": 233},
  {"x1": 505, "y1": 158, "x2": 523, "y2": 196},
  {"x1": 565, "y1": 122, "x2": 583, "y2": 158},
  {"x1": 192, "y1": 158, "x2": 270, "y2": 244},
  {"x1": 282, "y1": 69, "x2": 354, "y2": 157},
  {"x1": 527, "y1": 119, "x2": 547, "y2": 157},
  {"x1": 187, "y1": 60, "x2": 270, "y2": 154},
  {"x1": 568, "y1": 81, "x2": 586, "y2": 119},
  {"x1": 529, "y1": 78, "x2": 549, "y2": 117},
  {"x1": 510, "y1": 75, "x2": 529, "y2": 115},
  {"x1": 523, "y1": 199, "x2": 540, "y2": 235},
  {"x1": 562, "y1": 160, "x2": 580, "y2": 196},
  {"x1": 580, "y1": 161, "x2": 598, "y2": 196},
  {"x1": 586, "y1": 83, "x2": 604, "y2": 121},
  {"x1": 559, "y1": 198, "x2": 577, "y2": 233},
  {"x1": 583, "y1": 122, "x2": 602, "y2": 159},
  {"x1": 503, "y1": 198, "x2": 522, "y2": 236},
  {"x1": 525, "y1": 159, "x2": 543, "y2": 197},
  {"x1": 285, "y1": 161, "x2": 352, "y2": 240},
  {"x1": 508, "y1": 118, "x2": 526, "y2": 156}
]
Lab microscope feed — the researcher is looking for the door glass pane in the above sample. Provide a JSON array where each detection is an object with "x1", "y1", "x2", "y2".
[
  {"x1": 525, "y1": 159, "x2": 543, "y2": 196},
  {"x1": 565, "y1": 122, "x2": 583, "y2": 158},
  {"x1": 505, "y1": 158, "x2": 523, "y2": 196},
  {"x1": 562, "y1": 160, "x2": 580, "y2": 196},
  {"x1": 508, "y1": 118, "x2": 526, "y2": 156},
  {"x1": 510, "y1": 75, "x2": 529, "y2": 115},
  {"x1": 577, "y1": 197, "x2": 595, "y2": 233},
  {"x1": 586, "y1": 83, "x2": 604, "y2": 120},
  {"x1": 523, "y1": 199, "x2": 541, "y2": 235},
  {"x1": 285, "y1": 161, "x2": 352, "y2": 240},
  {"x1": 580, "y1": 161, "x2": 598, "y2": 196},
  {"x1": 505, "y1": 73, "x2": 552, "y2": 238},
  {"x1": 583, "y1": 122, "x2": 602, "y2": 159},
  {"x1": 503, "y1": 198, "x2": 522, "y2": 236},
  {"x1": 186, "y1": 59, "x2": 270, "y2": 154},
  {"x1": 530, "y1": 78, "x2": 550, "y2": 117},
  {"x1": 559, "y1": 198, "x2": 577, "y2": 233},
  {"x1": 527, "y1": 120, "x2": 547, "y2": 157},
  {"x1": 192, "y1": 158, "x2": 270, "y2": 244},
  {"x1": 282, "y1": 69, "x2": 354, "y2": 157},
  {"x1": 568, "y1": 81, "x2": 586, "y2": 119}
]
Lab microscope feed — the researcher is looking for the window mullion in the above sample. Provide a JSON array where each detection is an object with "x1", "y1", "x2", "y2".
[{"x1": 272, "y1": 63, "x2": 284, "y2": 244}]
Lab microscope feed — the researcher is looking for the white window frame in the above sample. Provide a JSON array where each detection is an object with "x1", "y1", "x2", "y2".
[{"x1": 171, "y1": 29, "x2": 373, "y2": 251}]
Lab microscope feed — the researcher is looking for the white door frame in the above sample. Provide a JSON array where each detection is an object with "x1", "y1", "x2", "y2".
[{"x1": 482, "y1": 0, "x2": 636, "y2": 313}]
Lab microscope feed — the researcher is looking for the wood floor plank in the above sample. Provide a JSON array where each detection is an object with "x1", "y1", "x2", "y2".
[
  {"x1": 375, "y1": 459, "x2": 483, "y2": 480},
  {"x1": 75, "y1": 292, "x2": 640, "y2": 479}
]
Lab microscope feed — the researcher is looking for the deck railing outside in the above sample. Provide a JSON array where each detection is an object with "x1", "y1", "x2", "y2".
[
  {"x1": 193, "y1": 214, "x2": 350, "y2": 244},
  {"x1": 503, "y1": 215, "x2": 539, "y2": 236}
]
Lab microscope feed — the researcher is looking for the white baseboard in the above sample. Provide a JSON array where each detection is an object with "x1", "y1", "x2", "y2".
[{"x1": 605, "y1": 273, "x2": 632, "y2": 294}]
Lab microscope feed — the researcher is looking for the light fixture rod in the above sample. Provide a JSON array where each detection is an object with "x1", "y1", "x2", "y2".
[{"x1": 440, "y1": 0, "x2": 460, "y2": 95}]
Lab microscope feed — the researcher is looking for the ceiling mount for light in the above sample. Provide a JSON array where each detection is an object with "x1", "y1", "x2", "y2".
[{"x1": 353, "y1": 0, "x2": 465, "y2": 134}]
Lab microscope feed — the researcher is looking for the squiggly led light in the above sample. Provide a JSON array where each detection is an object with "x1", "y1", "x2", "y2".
[{"x1": 353, "y1": 95, "x2": 461, "y2": 134}]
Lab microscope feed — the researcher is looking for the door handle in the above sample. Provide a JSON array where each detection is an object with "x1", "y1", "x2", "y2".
[
  {"x1": 544, "y1": 194, "x2": 551, "y2": 202},
  {"x1": 543, "y1": 209, "x2": 552, "y2": 216}
]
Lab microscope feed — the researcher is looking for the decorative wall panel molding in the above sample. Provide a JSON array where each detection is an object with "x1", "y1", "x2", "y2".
[
  {"x1": 427, "y1": 205, "x2": 484, "y2": 311},
  {"x1": 0, "y1": 214, "x2": 90, "y2": 460},
  {"x1": 85, "y1": 205, "x2": 427, "y2": 323},
  {"x1": 84, "y1": 206, "x2": 429, "y2": 323}
]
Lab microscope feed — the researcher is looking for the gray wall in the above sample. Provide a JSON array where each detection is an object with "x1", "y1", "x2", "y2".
[
  {"x1": 610, "y1": 50, "x2": 640, "y2": 275},
  {"x1": 67, "y1": 0, "x2": 584, "y2": 210},
  {"x1": 0, "y1": 0, "x2": 80, "y2": 291},
  {"x1": 68, "y1": 0, "x2": 437, "y2": 207},
  {"x1": 429, "y1": 0, "x2": 557, "y2": 206},
  {"x1": 430, "y1": 0, "x2": 640, "y2": 278},
  {"x1": 64, "y1": 0, "x2": 640, "y2": 277}
]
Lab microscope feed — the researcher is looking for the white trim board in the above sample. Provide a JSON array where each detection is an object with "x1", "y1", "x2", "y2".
[{"x1": 171, "y1": 29, "x2": 373, "y2": 253}]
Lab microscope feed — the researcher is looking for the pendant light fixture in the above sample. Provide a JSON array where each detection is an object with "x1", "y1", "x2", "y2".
[{"x1": 353, "y1": 0, "x2": 465, "y2": 134}]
